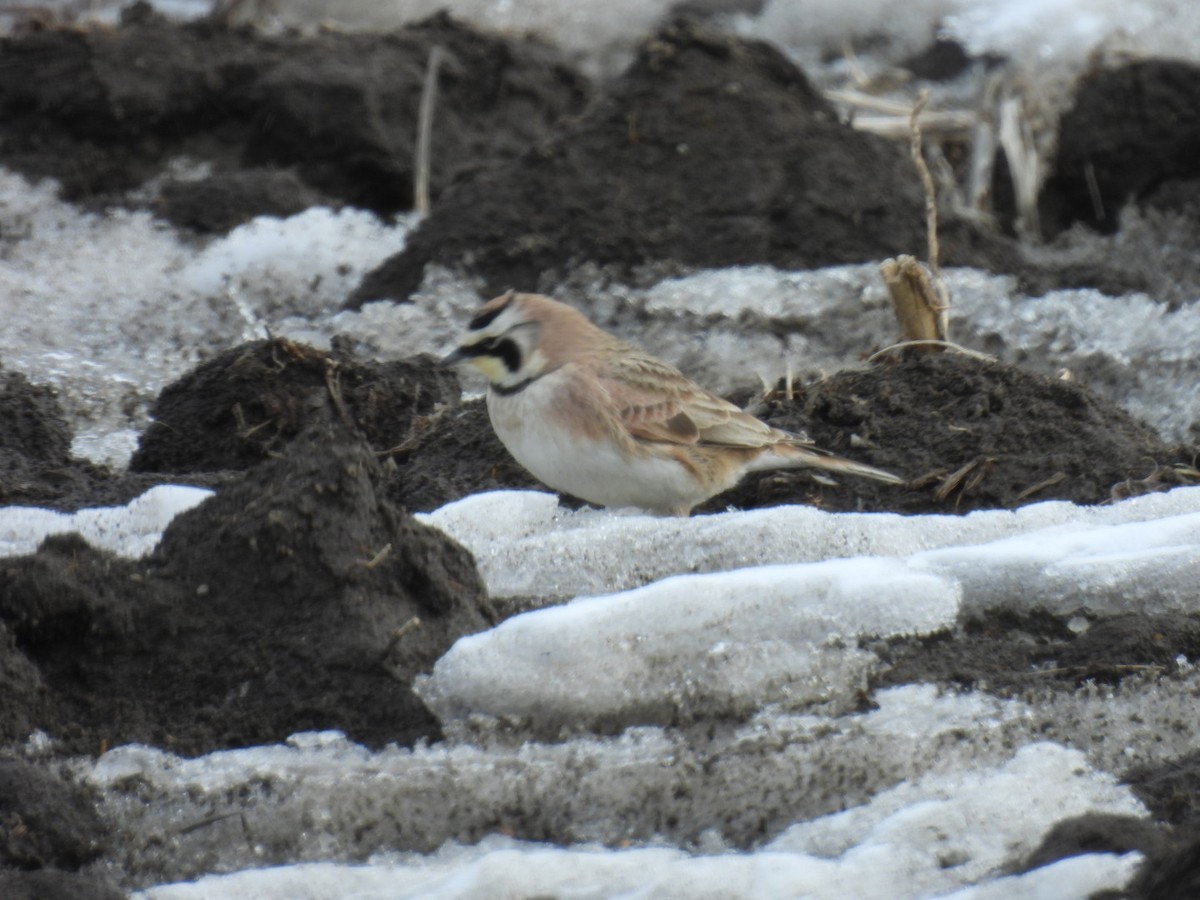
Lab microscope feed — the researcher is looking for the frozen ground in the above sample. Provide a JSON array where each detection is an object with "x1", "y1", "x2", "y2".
[
  {"x1": 2, "y1": 1, "x2": 1200, "y2": 897},
  {"x1": 2, "y1": 168, "x2": 1199, "y2": 477},
  {"x1": 3, "y1": 483, "x2": 1196, "y2": 895},
  {"x1": 15, "y1": 0, "x2": 1200, "y2": 82},
  {"x1": 104, "y1": 738, "x2": 1143, "y2": 899},
  {"x1": 2, "y1": 170, "x2": 1197, "y2": 900}
]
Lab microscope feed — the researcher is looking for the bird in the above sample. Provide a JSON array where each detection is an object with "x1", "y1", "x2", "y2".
[{"x1": 442, "y1": 291, "x2": 905, "y2": 516}]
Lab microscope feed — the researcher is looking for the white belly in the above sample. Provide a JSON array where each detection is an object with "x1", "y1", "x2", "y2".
[{"x1": 486, "y1": 375, "x2": 699, "y2": 514}]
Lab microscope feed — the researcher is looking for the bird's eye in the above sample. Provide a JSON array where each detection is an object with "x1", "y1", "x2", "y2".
[{"x1": 462, "y1": 335, "x2": 521, "y2": 372}]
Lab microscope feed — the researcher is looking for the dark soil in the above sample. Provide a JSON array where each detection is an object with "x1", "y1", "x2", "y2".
[
  {"x1": 351, "y1": 19, "x2": 1018, "y2": 304},
  {"x1": 0, "y1": 868, "x2": 123, "y2": 900},
  {"x1": 153, "y1": 168, "x2": 334, "y2": 234},
  {"x1": 0, "y1": 760, "x2": 108, "y2": 871},
  {"x1": 1, "y1": 415, "x2": 491, "y2": 757},
  {"x1": 0, "y1": 759, "x2": 124, "y2": 898},
  {"x1": 391, "y1": 351, "x2": 1191, "y2": 516},
  {"x1": 1128, "y1": 749, "x2": 1200, "y2": 833},
  {"x1": 0, "y1": 369, "x2": 227, "y2": 512},
  {"x1": 714, "y1": 352, "x2": 1188, "y2": 514},
  {"x1": 1018, "y1": 812, "x2": 1169, "y2": 875},
  {"x1": 0, "y1": 5, "x2": 588, "y2": 226},
  {"x1": 130, "y1": 337, "x2": 460, "y2": 475},
  {"x1": 1117, "y1": 756, "x2": 1200, "y2": 899},
  {"x1": 2, "y1": 8, "x2": 1200, "y2": 895},
  {"x1": 0, "y1": 371, "x2": 75, "y2": 501},
  {"x1": 871, "y1": 610, "x2": 1200, "y2": 696},
  {"x1": 1122, "y1": 836, "x2": 1200, "y2": 900},
  {"x1": 386, "y1": 395, "x2": 546, "y2": 512},
  {"x1": 1038, "y1": 59, "x2": 1200, "y2": 238}
]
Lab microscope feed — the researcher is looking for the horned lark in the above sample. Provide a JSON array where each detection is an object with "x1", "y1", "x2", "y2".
[{"x1": 443, "y1": 291, "x2": 904, "y2": 516}]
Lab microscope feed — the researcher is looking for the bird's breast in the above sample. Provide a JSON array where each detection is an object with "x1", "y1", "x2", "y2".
[{"x1": 485, "y1": 373, "x2": 700, "y2": 513}]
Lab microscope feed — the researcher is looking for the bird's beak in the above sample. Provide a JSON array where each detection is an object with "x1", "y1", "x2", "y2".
[{"x1": 440, "y1": 347, "x2": 469, "y2": 367}]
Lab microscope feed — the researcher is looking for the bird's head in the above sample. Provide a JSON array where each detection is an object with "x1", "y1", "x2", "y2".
[{"x1": 442, "y1": 291, "x2": 562, "y2": 391}]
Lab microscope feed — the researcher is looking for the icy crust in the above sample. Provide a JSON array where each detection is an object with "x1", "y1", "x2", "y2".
[
  {"x1": 581, "y1": 266, "x2": 1200, "y2": 442},
  {"x1": 0, "y1": 485, "x2": 213, "y2": 558},
  {"x1": 5, "y1": 153, "x2": 1200, "y2": 472},
  {"x1": 0, "y1": 169, "x2": 416, "y2": 466},
  {"x1": 943, "y1": 0, "x2": 1200, "y2": 71},
  {"x1": 86, "y1": 685, "x2": 1160, "y2": 898},
  {"x1": 422, "y1": 486, "x2": 1200, "y2": 603},
  {"x1": 4, "y1": 153, "x2": 1199, "y2": 471},
  {"x1": 133, "y1": 846, "x2": 1140, "y2": 900},
  {"x1": 417, "y1": 487, "x2": 1200, "y2": 733},
  {"x1": 916, "y1": 508, "x2": 1200, "y2": 616},
  {"x1": 4, "y1": 483, "x2": 1199, "y2": 743},
  {"x1": 415, "y1": 559, "x2": 960, "y2": 734}
]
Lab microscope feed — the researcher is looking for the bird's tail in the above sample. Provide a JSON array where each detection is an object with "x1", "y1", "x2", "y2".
[{"x1": 758, "y1": 442, "x2": 907, "y2": 485}]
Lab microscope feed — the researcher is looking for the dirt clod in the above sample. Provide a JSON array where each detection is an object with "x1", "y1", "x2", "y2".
[
  {"x1": 352, "y1": 20, "x2": 1011, "y2": 304},
  {"x1": 1, "y1": 420, "x2": 490, "y2": 756}
]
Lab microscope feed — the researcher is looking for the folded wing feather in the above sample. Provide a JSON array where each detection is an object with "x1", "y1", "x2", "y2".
[{"x1": 600, "y1": 353, "x2": 798, "y2": 449}]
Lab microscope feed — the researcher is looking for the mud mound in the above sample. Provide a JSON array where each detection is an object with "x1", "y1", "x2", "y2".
[
  {"x1": 388, "y1": 399, "x2": 546, "y2": 512},
  {"x1": 154, "y1": 168, "x2": 333, "y2": 234},
  {"x1": 1040, "y1": 59, "x2": 1200, "y2": 238},
  {"x1": 873, "y1": 609, "x2": 1200, "y2": 696},
  {"x1": 0, "y1": 869, "x2": 123, "y2": 900},
  {"x1": 707, "y1": 351, "x2": 1183, "y2": 514},
  {"x1": 0, "y1": 759, "x2": 107, "y2": 871},
  {"x1": 0, "y1": 422, "x2": 490, "y2": 756},
  {"x1": 0, "y1": 7, "x2": 588, "y2": 226},
  {"x1": 1124, "y1": 837, "x2": 1200, "y2": 900},
  {"x1": 352, "y1": 20, "x2": 1013, "y2": 304},
  {"x1": 388, "y1": 352, "x2": 1186, "y2": 516},
  {"x1": 129, "y1": 337, "x2": 540, "y2": 512},
  {"x1": 131, "y1": 338, "x2": 459, "y2": 475},
  {"x1": 0, "y1": 729, "x2": 123, "y2": 898},
  {"x1": 0, "y1": 371, "x2": 73, "y2": 499},
  {"x1": 0, "y1": 367, "x2": 206, "y2": 511}
]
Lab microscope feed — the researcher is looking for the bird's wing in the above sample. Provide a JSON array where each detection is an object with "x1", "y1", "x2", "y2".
[{"x1": 598, "y1": 352, "x2": 785, "y2": 449}]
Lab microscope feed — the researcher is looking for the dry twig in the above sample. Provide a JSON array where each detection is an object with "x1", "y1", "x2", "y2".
[
  {"x1": 414, "y1": 45, "x2": 447, "y2": 215},
  {"x1": 866, "y1": 338, "x2": 994, "y2": 364},
  {"x1": 933, "y1": 457, "x2": 995, "y2": 504},
  {"x1": 1014, "y1": 471, "x2": 1068, "y2": 503},
  {"x1": 323, "y1": 360, "x2": 356, "y2": 429},
  {"x1": 380, "y1": 616, "x2": 424, "y2": 677},
  {"x1": 364, "y1": 543, "x2": 393, "y2": 569},
  {"x1": 879, "y1": 90, "x2": 954, "y2": 351},
  {"x1": 997, "y1": 88, "x2": 1042, "y2": 239},
  {"x1": 909, "y1": 91, "x2": 949, "y2": 302}
]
